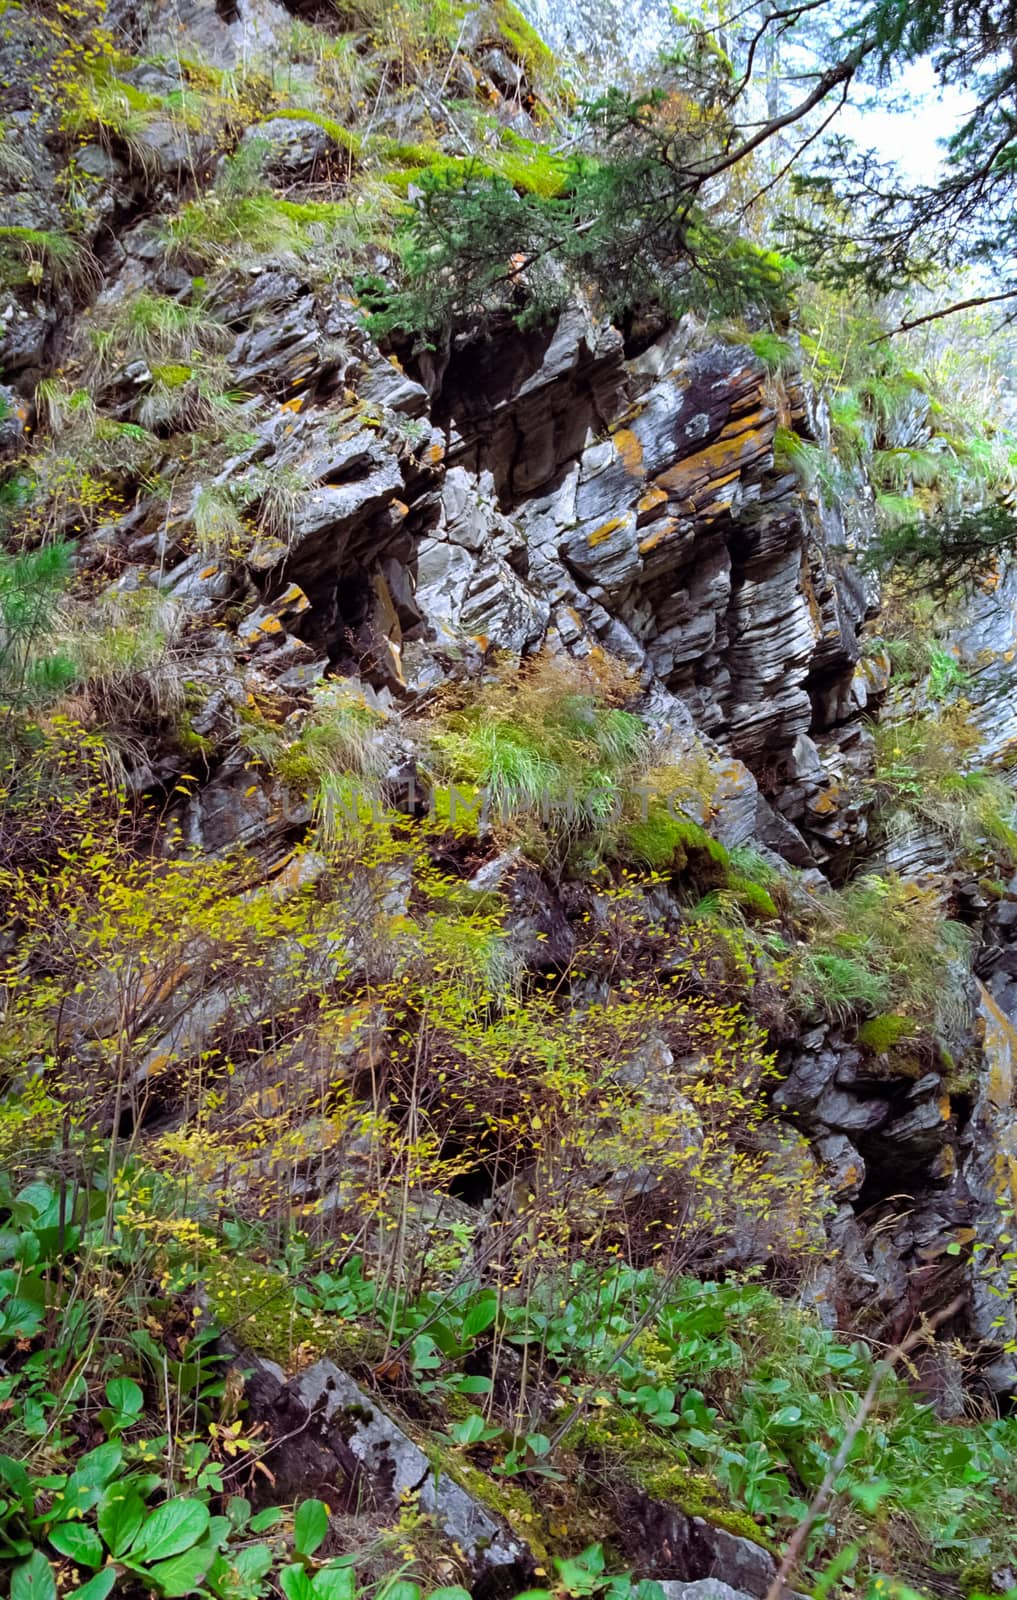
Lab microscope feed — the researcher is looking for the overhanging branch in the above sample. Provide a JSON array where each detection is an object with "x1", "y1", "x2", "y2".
[{"x1": 873, "y1": 286, "x2": 1017, "y2": 339}]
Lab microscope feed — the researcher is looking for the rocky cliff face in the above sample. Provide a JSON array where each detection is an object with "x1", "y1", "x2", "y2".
[{"x1": 4, "y1": 0, "x2": 1017, "y2": 1582}]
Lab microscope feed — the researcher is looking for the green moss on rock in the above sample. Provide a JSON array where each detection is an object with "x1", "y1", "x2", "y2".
[
  {"x1": 570, "y1": 1406, "x2": 778, "y2": 1553},
  {"x1": 857, "y1": 1013, "x2": 916, "y2": 1052},
  {"x1": 491, "y1": 0, "x2": 557, "y2": 81},
  {"x1": 204, "y1": 1257, "x2": 328, "y2": 1366},
  {"x1": 258, "y1": 107, "x2": 361, "y2": 156}
]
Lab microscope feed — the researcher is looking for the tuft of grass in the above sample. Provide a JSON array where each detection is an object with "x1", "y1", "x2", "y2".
[
  {"x1": 872, "y1": 708, "x2": 1017, "y2": 863},
  {"x1": 790, "y1": 874, "x2": 972, "y2": 1031},
  {"x1": 60, "y1": 585, "x2": 186, "y2": 727},
  {"x1": 282, "y1": 20, "x2": 380, "y2": 112},
  {"x1": 870, "y1": 444, "x2": 953, "y2": 495},
  {"x1": 0, "y1": 121, "x2": 31, "y2": 185},
  {"x1": 164, "y1": 179, "x2": 357, "y2": 269},
  {"x1": 239, "y1": 463, "x2": 311, "y2": 545},
  {"x1": 874, "y1": 490, "x2": 920, "y2": 528},
  {"x1": 137, "y1": 361, "x2": 237, "y2": 433},
  {"x1": 88, "y1": 290, "x2": 230, "y2": 382},
  {"x1": 724, "y1": 325, "x2": 796, "y2": 373},
  {"x1": 0, "y1": 226, "x2": 98, "y2": 295},
  {"x1": 429, "y1": 651, "x2": 648, "y2": 852},
  {"x1": 793, "y1": 948, "x2": 891, "y2": 1022},
  {"x1": 61, "y1": 63, "x2": 182, "y2": 172},
  {"x1": 274, "y1": 678, "x2": 399, "y2": 845},
  {"x1": 773, "y1": 425, "x2": 843, "y2": 500},
  {"x1": 191, "y1": 484, "x2": 247, "y2": 556}
]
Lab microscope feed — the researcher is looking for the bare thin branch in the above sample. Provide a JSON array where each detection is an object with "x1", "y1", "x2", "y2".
[{"x1": 874, "y1": 287, "x2": 1017, "y2": 339}]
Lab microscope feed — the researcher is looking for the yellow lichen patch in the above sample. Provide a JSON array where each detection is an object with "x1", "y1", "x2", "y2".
[
  {"x1": 639, "y1": 518, "x2": 683, "y2": 555},
  {"x1": 425, "y1": 439, "x2": 445, "y2": 464},
  {"x1": 278, "y1": 582, "x2": 310, "y2": 614},
  {"x1": 808, "y1": 786, "x2": 841, "y2": 816},
  {"x1": 612, "y1": 427, "x2": 644, "y2": 475},
  {"x1": 932, "y1": 1144, "x2": 957, "y2": 1180},
  {"x1": 636, "y1": 485, "x2": 668, "y2": 523},
  {"x1": 587, "y1": 516, "x2": 625, "y2": 547},
  {"x1": 979, "y1": 982, "x2": 1017, "y2": 1110},
  {"x1": 242, "y1": 612, "x2": 284, "y2": 643},
  {"x1": 655, "y1": 420, "x2": 773, "y2": 505}
]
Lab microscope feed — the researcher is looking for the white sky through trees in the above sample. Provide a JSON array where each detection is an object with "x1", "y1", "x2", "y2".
[{"x1": 838, "y1": 57, "x2": 977, "y2": 181}]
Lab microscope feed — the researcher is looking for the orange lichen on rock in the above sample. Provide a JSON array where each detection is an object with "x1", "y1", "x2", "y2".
[{"x1": 612, "y1": 427, "x2": 644, "y2": 475}]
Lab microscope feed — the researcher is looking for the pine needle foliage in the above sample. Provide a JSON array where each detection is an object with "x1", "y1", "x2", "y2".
[
  {"x1": 0, "y1": 544, "x2": 77, "y2": 720},
  {"x1": 362, "y1": 87, "x2": 793, "y2": 340}
]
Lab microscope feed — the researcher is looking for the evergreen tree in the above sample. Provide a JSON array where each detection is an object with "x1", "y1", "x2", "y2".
[{"x1": 0, "y1": 543, "x2": 77, "y2": 723}]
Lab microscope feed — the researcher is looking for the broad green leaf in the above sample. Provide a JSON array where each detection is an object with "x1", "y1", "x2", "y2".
[
  {"x1": 450, "y1": 1412, "x2": 487, "y2": 1445},
  {"x1": 105, "y1": 1378, "x2": 144, "y2": 1417},
  {"x1": 453, "y1": 1376, "x2": 493, "y2": 1396},
  {"x1": 71, "y1": 1444, "x2": 123, "y2": 1489},
  {"x1": 294, "y1": 1498, "x2": 329, "y2": 1559},
  {"x1": 634, "y1": 1585, "x2": 667, "y2": 1600},
  {"x1": 129, "y1": 1498, "x2": 210, "y2": 1563},
  {"x1": 234, "y1": 1543, "x2": 274, "y2": 1581},
  {"x1": 770, "y1": 1406, "x2": 803, "y2": 1428},
  {"x1": 249, "y1": 1507, "x2": 283, "y2": 1533},
  {"x1": 409, "y1": 1334, "x2": 441, "y2": 1370},
  {"x1": 0, "y1": 1453, "x2": 31, "y2": 1500},
  {"x1": 380, "y1": 1582, "x2": 421, "y2": 1600},
  {"x1": 12, "y1": 1551, "x2": 57, "y2": 1600},
  {"x1": 312, "y1": 1568, "x2": 355, "y2": 1600},
  {"x1": 279, "y1": 1563, "x2": 317, "y2": 1600},
  {"x1": 98, "y1": 1486, "x2": 145, "y2": 1557},
  {"x1": 225, "y1": 1496, "x2": 251, "y2": 1531},
  {"x1": 67, "y1": 1570, "x2": 117, "y2": 1600},
  {"x1": 49, "y1": 1523, "x2": 104, "y2": 1567},
  {"x1": 461, "y1": 1292, "x2": 498, "y2": 1341},
  {"x1": 425, "y1": 1588, "x2": 473, "y2": 1600},
  {"x1": 144, "y1": 1541, "x2": 217, "y2": 1596}
]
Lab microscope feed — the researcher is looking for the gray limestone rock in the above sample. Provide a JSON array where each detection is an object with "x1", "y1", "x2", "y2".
[
  {"x1": 815, "y1": 1132, "x2": 866, "y2": 1200},
  {"x1": 629, "y1": 1494, "x2": 782, "y2": 1600},
  {"x1": 241, "y1": 116, "x2": 342, "y2": 178},
  {"x1": 772, "y1": 1049, "x2": 841, "y2": 1113},
  {"x1": 658, "y1": 1584, "x2": 754, "y2": 1600},
  {"x1": 272, "y1": 1361, "x2": 526, "y2": 1571},
  {"x1": 414, "y1": 537, "x2": 549, "y2": 654},
  {"x1": 146, "y1": 0, "x2": 292, "y2": 71},
  {"x1": 813, "y1": 1085, "x2": 891, "y2": 1134}
]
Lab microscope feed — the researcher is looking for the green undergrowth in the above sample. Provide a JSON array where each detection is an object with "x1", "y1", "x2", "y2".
[
  {"x1": 232, "y1": 649, "x2": 967, "y2": 1039},
  {"x1": 4, "y1": 1164, "x2": 1016, "y2": 1599},
  {"x1": 0, "y1": 225, "x2": 96, "y2": 294},
  {"x1": 164, "y1": 183, "x2": 358, "y2": 268},
  {"x1": 798, "y1": 287, "x2": 1017, "y2": 566},
  {"x1": 0, "y1": 661, "x2": 1012, "y2": 1599}
]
